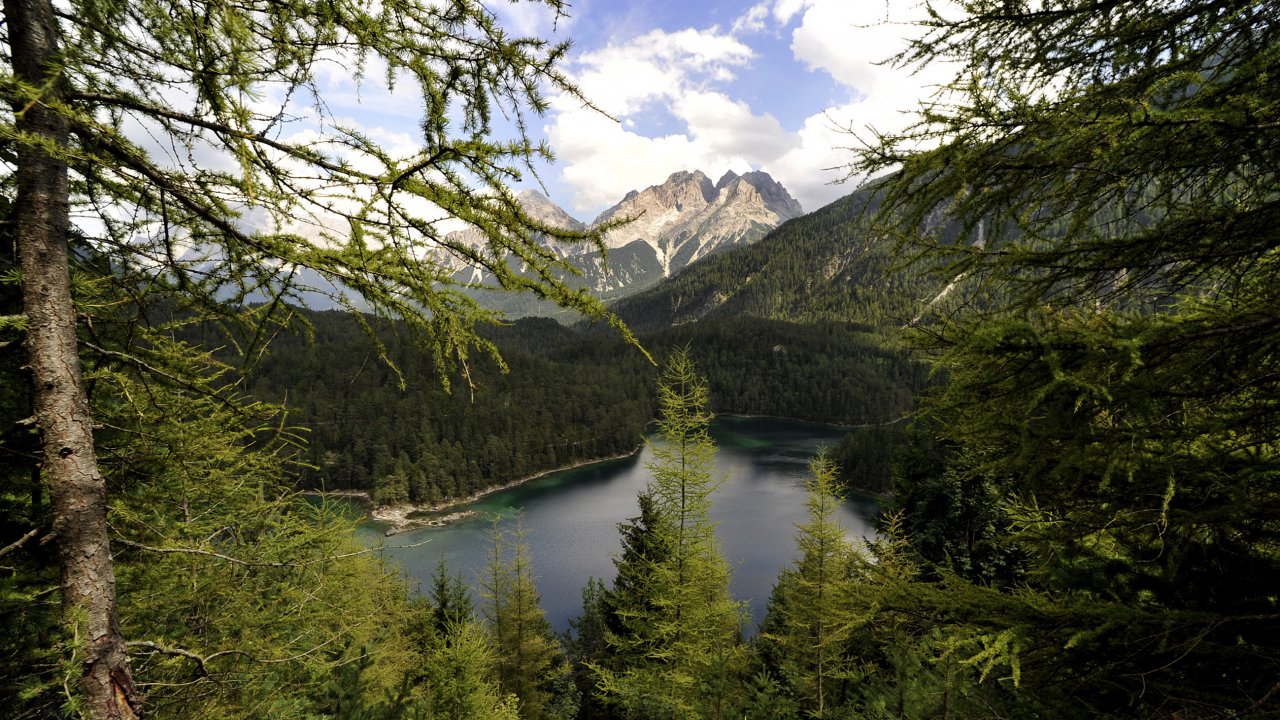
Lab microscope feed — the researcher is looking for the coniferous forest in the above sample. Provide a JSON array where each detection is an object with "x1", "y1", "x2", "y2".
[
  {"x1": 3, "y1": 1, "x2": 1278, "y2": 719},
  {"x1": 239, "y1": 311, "x2": 925, "y2": 506}
]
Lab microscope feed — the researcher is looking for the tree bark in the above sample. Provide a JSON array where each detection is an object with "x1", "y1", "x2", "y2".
[{"x1": 5, "y1": 0, "x2": 141, "y2": 717}]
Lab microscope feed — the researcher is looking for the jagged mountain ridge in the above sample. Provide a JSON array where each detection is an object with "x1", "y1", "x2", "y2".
[
  {"x1": 609, "y1": 183, "x2": 938, "y2": 333},
  {"x1": 444, "y1": 169, "x2": 804, "y2": 306}
]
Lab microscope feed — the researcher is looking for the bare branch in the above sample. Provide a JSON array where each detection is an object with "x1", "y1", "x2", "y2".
[
  {"x1": 128, "y1": 629, "x2": 359, "y2": 672},
  {"x1": 0, "y1": 527, "x2": 43, "y2": 560}
]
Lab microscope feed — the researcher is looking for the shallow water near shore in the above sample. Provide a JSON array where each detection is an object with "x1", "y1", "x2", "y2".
[{"x1": 342, "y1": 415, "x2": 878, "y2": 633}]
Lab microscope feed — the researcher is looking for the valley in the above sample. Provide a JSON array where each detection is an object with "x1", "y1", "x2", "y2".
[
  {"x1": 4, "y1": 2, "x2": 1275, "y2": 717},
  {"x1": 342, "y1": 415, "x2": 877, "y2": 633},
  {"x1": 240, "y1": 170, "x2": 930, "y2": 509}
]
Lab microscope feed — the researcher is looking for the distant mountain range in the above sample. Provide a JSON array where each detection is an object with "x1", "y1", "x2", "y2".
[
  {"x1": 242, "y1": 169, "x2": 942, "y2": 334},
  {"x1": 445, "y1": 169, "x2": 805, "y2": 313}
]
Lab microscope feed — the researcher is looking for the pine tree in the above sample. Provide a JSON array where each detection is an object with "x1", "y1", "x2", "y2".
[
  {"x1": 851, "y1": 1, "x2": 1280, "y2": 715},
  {"x1": 594, "y1": 348, "x2": 744, "y2": 718},
  {"x1": 482, "y1": 517, "x2": 565, "y2": 720},
  {"x1": 1, "y1": 1, "x2": 634, "y2": 716}
]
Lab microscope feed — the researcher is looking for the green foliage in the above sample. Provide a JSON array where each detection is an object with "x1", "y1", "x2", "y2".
[
  {"x1": 732, "y1": 671, "x2": 800, "y2": 720},
  {"x1": 429, "y1": 558, "x2": 476, "y2": 636},
  {"x1": 241, "y1": 312, "x2": 656, "y2": 505},
  {"x1": 3, "y1": 0, "x2": 636, "y2": 367},
  {"x1": 847, "y1": 1, "x2": 1280, "y2": 716},
  {"x1": 759, "y1": 453, "x2": 860, "y2": 718},
  {"x1": 4, "y1": 0, "x2": 650, "y2": 715},
  {"x1": 238, "y1": 310, "x2": 926, "y2": 510},
  {"x1": 482, "y1": 518, "x2": 566, "y2": 720},
  {"x1": 828, "y1": 424, "x2": 905, "y2": 495},
  {"x1": 653, "y1": 318, "x2": 928, "y2": 425},
  {"x1": 564, "y1": 577, "x2": 611, "y2": 719},
  {"x1": 592, "y1": 349, "x2": 746, "y2": 718},
  {"x1": 882, "y1": 424, "x2": 1024, "y2": 587},
  {"x1": 423, "y1": 622, "x2": 520, "y2": 720},
  {"x1": 0, "y1": 309, "x2": 438, "y2": 717}
]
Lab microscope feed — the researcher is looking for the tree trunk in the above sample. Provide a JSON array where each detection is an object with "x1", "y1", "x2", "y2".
[{"x1": 5, "y1": 0, "x2": 142, "y2": 717}]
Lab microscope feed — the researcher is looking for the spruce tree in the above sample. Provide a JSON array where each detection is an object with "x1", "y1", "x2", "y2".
[
  {"x1": 851, "y1": 1, "x2": 1280, "y2": 715},
  {"x1": 429, "y1": 558, "x2": 475, "y2": 636},
  {"x1": 424, "y1": 621, "x2": 520, "y2": 720},
  {"x1": 594, "y1": 348, "x2": 744, "y2": 718}
]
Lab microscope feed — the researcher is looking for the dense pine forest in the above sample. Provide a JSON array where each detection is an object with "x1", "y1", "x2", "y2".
[
  {"x1": 3, "y1": 1, "x2": 1278, "y2": 719},
  {"x1": 239, "y1": 310, "x2": 924, "y2": 505}
]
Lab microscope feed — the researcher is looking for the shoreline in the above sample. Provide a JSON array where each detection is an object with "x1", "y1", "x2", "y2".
[
  {"x1": 308, "y1": 445, "x2": 644, "y2": 535},
  {"x1": 715, "y1": 412, "x2": 855, "y2": 429}
]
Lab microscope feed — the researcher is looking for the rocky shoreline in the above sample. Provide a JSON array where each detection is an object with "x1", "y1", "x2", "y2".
[{"x1": 309, "y1": 446, "x2": 643, "y2": 535}]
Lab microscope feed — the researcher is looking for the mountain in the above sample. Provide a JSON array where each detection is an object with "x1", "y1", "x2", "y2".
[
  {"x1": 610, "y1": 183, "x2": 936, "y2": 333},
  {"x1": 443, "y1": 170, "x2": 804, "y2": 312},
  {"x1": 435, "y1": 189, "x2": 589, "y2": 287},
  {"x1": 584, "y1": 169, "x2": 804, "y2": 290}
]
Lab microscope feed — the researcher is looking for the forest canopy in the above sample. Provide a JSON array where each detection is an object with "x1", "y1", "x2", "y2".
[{"x1": 843, "y1": 0, "x2": 1280, "y2": 717}]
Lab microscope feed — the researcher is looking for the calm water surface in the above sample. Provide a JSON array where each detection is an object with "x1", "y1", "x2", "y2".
[{"x1": 347, "y1": 416, "x2": 878, "y2": 633}]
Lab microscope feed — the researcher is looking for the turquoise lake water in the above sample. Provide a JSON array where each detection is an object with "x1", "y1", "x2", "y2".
[{"x1": 341, "y1": 415, "x2": 878, "y2": 632}]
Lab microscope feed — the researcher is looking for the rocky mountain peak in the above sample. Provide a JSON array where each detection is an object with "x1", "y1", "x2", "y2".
[
  {"x1": 738, "y1": 171, "x2": 804, "y2": 218},
  {"x1": 649, "y1": 170, "x2": 717, "y2": 210},
  {"x1": 588, "y1": 168, "x2": 805, "y2": 280},
  {"x1": 443, "y1": 169, "x2": 806, "y2": 312},
  {"x1": 516, "y1": 188, "x2": 586, "y2": 231}
]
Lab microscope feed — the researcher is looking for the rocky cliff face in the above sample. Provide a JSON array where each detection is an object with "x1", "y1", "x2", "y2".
[
  {"x1": 443, "y1": 170, "x2": 803, "y2": 306},
  {"x1": 584, "y1": 170, "x2": 804, "y2": 289},
  {"x1": 439, "y1": 189, "x2": 589, "y2": 284}
]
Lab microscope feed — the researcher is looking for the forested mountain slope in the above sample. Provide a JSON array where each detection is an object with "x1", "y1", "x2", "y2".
[{"x1": 611, "y1": 185, "x2": 931, "y2": 332}]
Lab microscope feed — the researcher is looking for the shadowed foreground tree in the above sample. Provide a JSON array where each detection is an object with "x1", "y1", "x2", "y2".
[
  {"x1": 1, "y1": 0, "x2": 635, "y2": 717},
  {"x1": 851, "y1": 1, "x2": 1280, "y2": 716}
]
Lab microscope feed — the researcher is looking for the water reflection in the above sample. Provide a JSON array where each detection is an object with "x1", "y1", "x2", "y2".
[{"x1": 353, "y1": 416, "x2": 878, "y2": 633}]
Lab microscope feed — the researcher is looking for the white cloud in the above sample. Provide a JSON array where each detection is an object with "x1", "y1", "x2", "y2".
[
  {"x1": 546, "y1": 27, "x2": 766, "y2": 213},
  {"x1": 542, "y1": 1, "x2": 958, "y2": 216},
  {"x1": 568, "y1": 28, "x2": 754, "y2": 117},
  {"x1": 772, "y1": 0, "x2": 811, "y2": 25},
  {"x1": 491, "y1": 0, "x2": 573, "y2": 38},
  {"x1": 732, "y1": 2, "x2": 772, "y2": 34},
  {"x1": 675, "y1": 91, "x2": 799, "y2": 163},
  {"x1": 790, "y1": 1, "x2": 943, "y2": 97},
  {"x1": 787, "y1": 1, "x2": 959, "y2": 180},
  {"x1": 548, "y1": 111, "x2": 724, "y2": 215},
  {"x1": 762, "y1": 102, "x2": 866, "y2": 212}
]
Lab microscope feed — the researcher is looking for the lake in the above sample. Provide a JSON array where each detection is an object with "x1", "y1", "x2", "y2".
[{"x1": 348, "y1": 415, "x2": 879, "y2": 633}]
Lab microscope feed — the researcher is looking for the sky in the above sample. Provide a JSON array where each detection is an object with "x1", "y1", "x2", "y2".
[
  {"x1": 286, "y1": 0, "x2": 954, "y2": 225},
  {"x1": 487, "y1": 0, "x2": 954, "y2": 219}
]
